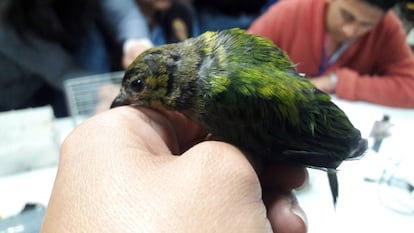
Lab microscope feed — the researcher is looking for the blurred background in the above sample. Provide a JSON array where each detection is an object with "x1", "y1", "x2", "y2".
[{"x1": 0, "y1": 0, "x2": 413, "y2": 232}]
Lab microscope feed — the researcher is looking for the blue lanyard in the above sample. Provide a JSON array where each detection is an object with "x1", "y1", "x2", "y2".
[{"x1": 318, "y1": 38, "x2": 354, "y2": 75}]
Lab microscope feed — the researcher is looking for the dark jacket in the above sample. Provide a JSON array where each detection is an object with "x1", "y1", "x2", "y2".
[{"x1": 0, "y1": 0, "x2": 149, "y2": 112}]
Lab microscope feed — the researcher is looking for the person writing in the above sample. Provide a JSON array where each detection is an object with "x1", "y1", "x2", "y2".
[
  {"x1": 249, "y1": 0, "x2": 414, "y2": 108},
  {"x1": 41, "y1": 106, "x2": 307, "y2": 233}
]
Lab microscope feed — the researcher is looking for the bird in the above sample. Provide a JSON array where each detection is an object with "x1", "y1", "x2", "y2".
[{"x1": 111, "y1": 28, "x2": 368, "y2": 206}]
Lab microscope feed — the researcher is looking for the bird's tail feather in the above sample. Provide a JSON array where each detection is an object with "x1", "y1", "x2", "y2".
[{"x1": 327, "y1": 169, "x2": 338, "y2": 207}]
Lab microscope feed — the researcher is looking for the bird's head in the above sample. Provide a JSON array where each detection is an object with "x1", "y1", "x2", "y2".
[{"x1": 111, "y1": 46, "x2": 182, "y2": 111}]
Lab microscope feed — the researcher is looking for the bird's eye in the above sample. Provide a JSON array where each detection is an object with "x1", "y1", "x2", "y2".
[{"x1": 130, "y1": 79, "x2": 144, "y2": 92}]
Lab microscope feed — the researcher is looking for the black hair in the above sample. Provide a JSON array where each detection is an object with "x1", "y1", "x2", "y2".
[
  {"x1": 194, "y1": 0, "x2": 267, "y2": 16},
  {"x1": 362, "y1": 0, "x2": 400, "y2": 11}
]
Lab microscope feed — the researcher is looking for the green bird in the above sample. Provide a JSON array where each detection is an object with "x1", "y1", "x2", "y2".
[{"x1": 111, "y1": 28, "x2": 367, "y2": 205}]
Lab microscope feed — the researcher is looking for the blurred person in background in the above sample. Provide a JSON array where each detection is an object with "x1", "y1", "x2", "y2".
[
  {"x1": 0, "y1": 0, "x2": 151, "y2": 117},
  {"x1": 249, "y1": 0, "x2": 414, "y2": 108}
]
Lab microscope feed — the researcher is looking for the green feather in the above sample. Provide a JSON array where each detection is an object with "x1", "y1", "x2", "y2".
[{"x1": 114, "y1": 28, "x2": 367, "y2": 170}]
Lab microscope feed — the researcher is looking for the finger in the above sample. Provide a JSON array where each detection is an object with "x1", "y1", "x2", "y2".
[
  {"x1": 105, "y1": 107, "x2": 205, "y2": 154},
  {"x1": 161, "y1": 110, "x2": 207, "y2": 152},
  {"x1": 261, "y1": 164, "x2": 308, "y2": 190},
  {"x1": 122, "y1": 55, "x2": 135, "y2": 69},
  {"x1": 65, "y1": 106, "x2": 174, "y2": 156},
  {"x1": 136, "y1": 107, "x2": 181, "y2": 154},
  {"x1": 175, "y1": 141, "x2": 272, "y2": 232},
  {"x1": 264, "y1": 191, "x2": 307, "y2": 233}
]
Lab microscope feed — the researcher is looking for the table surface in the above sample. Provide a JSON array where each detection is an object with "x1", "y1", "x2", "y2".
[
  {"x1": 297, "y1": 97, "x2": 414, "y2": 233},
  {"x1": 1, "y1": 98, "x2": 413, "y2": 232}
]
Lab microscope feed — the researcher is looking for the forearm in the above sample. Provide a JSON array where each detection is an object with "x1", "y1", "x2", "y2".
[
  {"x1": 99, "y1": 0, "x2": 151, "y2": 46},
  {"x1": 335, "y1": 68, "x2": 414, "y2": 108}
]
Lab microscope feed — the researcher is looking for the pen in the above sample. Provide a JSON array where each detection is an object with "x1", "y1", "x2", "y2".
[{"x1": 371, "y1": 115, "x2": 390, "y2": 153}]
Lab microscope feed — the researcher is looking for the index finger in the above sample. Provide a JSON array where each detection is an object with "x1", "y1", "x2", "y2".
[{"x1": 261, "y1": 164, "x2": 307, "y2": 190}]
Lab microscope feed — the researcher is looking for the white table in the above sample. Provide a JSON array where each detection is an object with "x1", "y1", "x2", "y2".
[
  {"x1": 0, "y1": 118, "x2": 72, "y2": 218},
  {"x1": 296, "y1": 97, "x2": 414, "y2": 233},
  {"x1": 1, "y1": 98, "x2": 413, "y2": 232}
]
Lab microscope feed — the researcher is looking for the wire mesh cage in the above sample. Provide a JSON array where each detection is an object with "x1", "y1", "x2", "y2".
[{"x1": 63, "y1": 71, "x2": 124, "y2": 125}]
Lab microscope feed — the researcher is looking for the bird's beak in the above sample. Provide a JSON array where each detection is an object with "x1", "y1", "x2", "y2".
[{"x1": 110, "y1": 92, "x2": 130, "y2": 109}]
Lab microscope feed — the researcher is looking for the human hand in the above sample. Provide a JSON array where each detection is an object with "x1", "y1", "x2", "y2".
[
  {"x1": 122, "y1": 39, "x2": 153, "y2": 69},
  {"x1": 310, "y1": 75, "x2": 335, "y2": 93},
  {"x1": 41, "y1": 107, "x2": 307, "y2": 233},
  {"x1": 149, "y1": 0, "x2": 172, "y2": 10}
]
